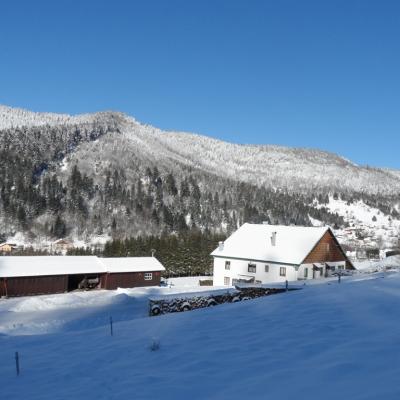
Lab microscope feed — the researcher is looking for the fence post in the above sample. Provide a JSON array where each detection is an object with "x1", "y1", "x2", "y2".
[
  {"x1": 15, "y1": 352, "x2": 20, "y2": 376},
  {"x1": 110, "y1": 316, "x2": 113, "y2": 336},
  {"x1": 338, "y1": 273, "x2": 341, "y2": 284},
  {"x1": 285, "y1": 280, "x2": 288, "y2": 292}
]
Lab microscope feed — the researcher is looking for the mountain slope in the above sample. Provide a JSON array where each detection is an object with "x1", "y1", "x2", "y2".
[
  {"x1": 2, "y1": 104, "x2": 400, "y2": 194},
  {"x1": 0, "y1": 105, "x2": 399, "y2": 246},
  {"x1": 0, "y1": 104, "x2": 101, "y2": 130},
  {"x1": 60, "y1": 111, "x2": 400, "y2": 195}
]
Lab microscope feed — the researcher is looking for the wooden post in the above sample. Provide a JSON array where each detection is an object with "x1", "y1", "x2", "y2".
[
  {"x1": 285, "y1": 280, "x2": 288, "y2": 292},
  {"x1": 15, "y1": 352, "x2": 20, "y2": 376},
  {"x1": 338, "y1": 273, "x2": 341, "y2": 284},
  {"x1": 110, "y1": 316, "x2": 113, "y2": 336}
]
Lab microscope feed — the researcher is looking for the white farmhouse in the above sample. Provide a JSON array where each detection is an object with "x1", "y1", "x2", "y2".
[{"x1": 211, "y1": 223, "x2": 354, "y2": 286}]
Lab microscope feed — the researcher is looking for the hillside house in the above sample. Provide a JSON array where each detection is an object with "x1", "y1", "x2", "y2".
[
  {"x1": 0, "y1": 243, "x2": 17, "y2": 254},
  {"x1": 0, "y1": 256, "x2": 165, "y2": 297},
  {"x1": 211, "y1": 223, "x2": 354, "y2": 286},
  {"x1": 52, "y1": 239, "x2": 73, "y2": 253}
]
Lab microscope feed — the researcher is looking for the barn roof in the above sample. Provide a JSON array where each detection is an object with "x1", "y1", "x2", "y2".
[
  {"x1": 0, "y1": 256, "x2": 104, "y2": 278},
  {"x1": 211, "y1": 223, "x2": 330, "y2": 265},
  {"x1": 0, "y1": 256, "x2": 165, "y2": 278},
  {"x1": 100, "y1": 257, "x2": 166, "y2": 273}
]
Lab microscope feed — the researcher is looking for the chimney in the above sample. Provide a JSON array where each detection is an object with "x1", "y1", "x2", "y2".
[
  {"x1": 271, "y1": 232, "x2": 277, "y2": 246},
  {"x1": 218, "y1": 241, "x2": 224, "y2": 251}
]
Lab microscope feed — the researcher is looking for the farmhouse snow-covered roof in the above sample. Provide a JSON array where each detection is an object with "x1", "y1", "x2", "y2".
[
  {"x1": 211, "y1": 223, "x2": 330, "y2": 265},
  {"x1": 0, "y1": 256, "x2": 165, "y2": 278},
  {"x1": 100, "y1": 257, "x2": 165, "y2": 273}
]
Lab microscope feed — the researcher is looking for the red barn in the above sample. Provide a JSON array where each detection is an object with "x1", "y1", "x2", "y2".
[
  {"x1": 0, "y1": 256, "x2": 165, "y2": 298},
  {"x1": 100, "y1": 257, "x2": 165, "y2": 290}
]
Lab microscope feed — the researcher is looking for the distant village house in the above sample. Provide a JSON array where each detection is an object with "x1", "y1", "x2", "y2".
[
  {"x1": 52, "y1": 239, "x2": 74, "y2": 253},
  {"x1": 0, "y1": 243, "x2": 17, "y2": 254}
]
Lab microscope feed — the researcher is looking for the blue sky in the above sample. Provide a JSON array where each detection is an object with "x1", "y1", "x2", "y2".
[{"x1": 1, "y1": 0, "x2": 399, "y2": 168}]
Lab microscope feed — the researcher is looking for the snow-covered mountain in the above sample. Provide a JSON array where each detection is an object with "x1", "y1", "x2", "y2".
[
  {"x1": 0, "y1": 104, "x2": 100, "y2": 130},
  {"x1": 46, "y1": 108, "x2": 400, "y2": 195},
  {"x1": 2, "y1": 104, "x2": 400, "y2": 194},
  {"x1": 0, "y1": 104, "x2": 399, "y2": 247}
]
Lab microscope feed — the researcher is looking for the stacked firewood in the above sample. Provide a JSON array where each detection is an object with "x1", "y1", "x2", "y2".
[{"x1": 149, "y1": 286, "x2": 296, "y2": 316}]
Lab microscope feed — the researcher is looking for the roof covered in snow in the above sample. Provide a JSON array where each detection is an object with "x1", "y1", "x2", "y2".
[
  {"x1": 211, "y1": 223, "x2": 330, "y2": 265},
  {"x1": 0, "y1": 256, "x2": 165, "y2": 278},
  {"x1": 0, "y1": 256, "x2": 104, "y2": 278},
  {"x1": 100, "y1": 257, "x2": 165, "y2": 273}
]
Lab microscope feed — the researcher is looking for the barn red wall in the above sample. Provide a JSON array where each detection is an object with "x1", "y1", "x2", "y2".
[
  {"x1": 0, "y1": 271, "x2": 162, "y2": 297},
  {"x1": 102, "y1": 271, "x2": 161, "y2": 290},
  {"x1": 0, "y1": 275, "x2": 68, "y2": 297}
]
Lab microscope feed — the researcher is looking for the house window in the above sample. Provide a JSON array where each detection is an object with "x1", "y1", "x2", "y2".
[
  {"x1": 144, "y1": 273, "x2": 153, "y2": 280},
  {"x1": 304, "y1": 268, "x2": 308, "y2": 278},
  {"x1": 248, "y1": 263, "x2": 256, "y2": 273},
  {"x1": 224, "y1": 276, "x2": 230, "y2": 286},
  {"x1": 326, "y1": 243, "x2": 330, "y2": 252},
  {"x1": 265, "y1": 265, "x2": 269, "y2": 273},
  {"x1": 279, "y1": 267, "x2": 286, "y2": 277},
  {"x1": 225, "y1": 261, "x2": 231, "y2": 270}
]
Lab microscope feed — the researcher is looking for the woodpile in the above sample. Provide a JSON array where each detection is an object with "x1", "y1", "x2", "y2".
[
  {"x1": 149, "y1": 285, "x2": 299, "y2": 316},
  {"x1": 199, "y1": 279, "x2": 213, "y2": 286}
]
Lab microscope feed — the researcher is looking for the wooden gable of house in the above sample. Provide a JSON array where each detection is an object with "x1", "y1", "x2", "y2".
[{"x1": 302, "y1": 229, "x2": 354, "y2": 269}]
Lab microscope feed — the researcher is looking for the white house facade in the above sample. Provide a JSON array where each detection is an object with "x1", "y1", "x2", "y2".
[{"x1": 211, "y1": 223, "x2": 353, "y2": 286}]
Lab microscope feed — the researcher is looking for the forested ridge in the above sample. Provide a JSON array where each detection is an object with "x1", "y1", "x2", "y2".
[{"x1": 1, "y1": 106, "x2": 399, "y2": 248}]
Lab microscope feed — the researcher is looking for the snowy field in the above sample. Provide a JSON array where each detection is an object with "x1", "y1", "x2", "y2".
[
  {"x1": 1, "y1": 273, "x2": 400, "y2": 399},
  {"x1": 0, "y1": 276, "x2": 217, "y2": 336}
]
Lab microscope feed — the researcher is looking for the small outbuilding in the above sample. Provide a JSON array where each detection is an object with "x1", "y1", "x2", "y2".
[
  {"x1": 0, "y1": 256, "x2": 165, "y2": 297},
  {"x1": 100, "y1": 257, "x2": 165, "y2": 290}
]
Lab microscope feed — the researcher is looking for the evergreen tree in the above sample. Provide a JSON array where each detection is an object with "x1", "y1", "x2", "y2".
[{"x1": 53, "y1": 215, "x2": 67, "y2": 238}]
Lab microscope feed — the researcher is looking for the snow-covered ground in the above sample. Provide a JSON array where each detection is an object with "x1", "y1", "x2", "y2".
[
  {"x1": 0, "y1": 277, "x2": 218, "y2": 336},
  {"x1": 353, "y1": 255, "x2": 400, "y2": 272},
  {"x1": 1, "y1": 272, "x2": 400, "y2": 399}
]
